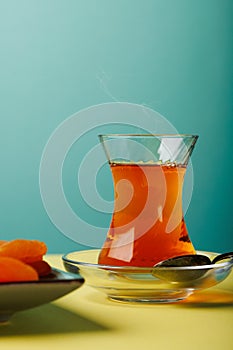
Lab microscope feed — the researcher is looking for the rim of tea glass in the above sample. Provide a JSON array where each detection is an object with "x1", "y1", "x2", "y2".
[
  {"x1": 98, "y1": 134, "x2": 199, "y2": 138},
  {"x1": 62, "y1": 250, "x2": 232, "y2": 271}
]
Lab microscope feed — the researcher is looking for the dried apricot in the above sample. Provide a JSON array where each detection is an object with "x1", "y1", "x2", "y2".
[
  {"x1": 0, "y1": 257, "x2": 39, "y2": 282},
  {"x1": 28, "y1": 260, "x2": 52, "y2": 277},
  {"x1": 0, "y1": 239, "x2": 47, "y2": 263}
]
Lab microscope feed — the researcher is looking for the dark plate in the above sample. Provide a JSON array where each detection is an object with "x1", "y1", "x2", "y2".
[{"x1": 0, "y1": 268, "x2": 84, "y2": 322}]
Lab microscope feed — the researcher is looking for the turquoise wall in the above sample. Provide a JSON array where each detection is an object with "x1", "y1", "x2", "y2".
[{"x1": 0, "y1": 0, "x2": 232, "y2": 254}]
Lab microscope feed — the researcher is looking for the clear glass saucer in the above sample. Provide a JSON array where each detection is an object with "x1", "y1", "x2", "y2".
[{"x1": 62, "y1": 249, "x2": 233, "y2": 304}]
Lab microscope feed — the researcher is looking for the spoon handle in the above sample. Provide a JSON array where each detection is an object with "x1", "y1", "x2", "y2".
[{"x1": 212, "y1": 252, "x2": 233, "y2": 264}]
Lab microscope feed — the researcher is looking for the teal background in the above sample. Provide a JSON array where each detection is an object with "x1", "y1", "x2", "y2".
[{"x1": 0, "y1": 0, "x2": 232, "y2": 254}]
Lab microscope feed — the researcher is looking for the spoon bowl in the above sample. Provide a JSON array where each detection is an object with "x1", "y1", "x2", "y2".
[{"x1": 152, "y1": 252, "x2": 233, "y2": 283}]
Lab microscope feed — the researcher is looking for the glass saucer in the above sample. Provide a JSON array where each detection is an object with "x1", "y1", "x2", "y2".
[{"x1": 62, "y1": 249, "x2": 233, "y2": 304}]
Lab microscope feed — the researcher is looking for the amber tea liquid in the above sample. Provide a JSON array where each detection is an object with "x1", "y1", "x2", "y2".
[{"x1": 98, "y1": 162, "x2": 196, "y2": 267}]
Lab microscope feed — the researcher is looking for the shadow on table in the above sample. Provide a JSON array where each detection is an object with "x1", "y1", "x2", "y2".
[
  {"x1": 177, "y1": 289, "x2": 233, "y2": 308},
  {"x1": 0, "y1": 303, "x2": 109, "y2": 336}
]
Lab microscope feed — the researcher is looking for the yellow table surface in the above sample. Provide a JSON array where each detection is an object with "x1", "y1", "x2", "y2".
[{"x1": 1, "y1": 254, "x2": 233, "y2": 350}]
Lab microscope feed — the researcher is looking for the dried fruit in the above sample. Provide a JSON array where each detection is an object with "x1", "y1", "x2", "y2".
[
  {"x1": 0, "y1": 257, "x2": 39, "y2": 282},
  {"x1": 0, "y1": 239, "x2": 52, "y2": 282},
  {"x1": 0, "y1": 239, "x2": 47, "y2": 263},
  {"x1": 29, "y1": 260, "x2": 52, "y2": 277}
]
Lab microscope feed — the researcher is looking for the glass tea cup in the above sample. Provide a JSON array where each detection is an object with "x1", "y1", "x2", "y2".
[{"x1": 98, "y1": 134, "x2": 198, "y2": 267}]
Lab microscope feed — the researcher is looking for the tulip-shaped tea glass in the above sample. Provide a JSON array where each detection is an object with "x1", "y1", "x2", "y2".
[{"x1": 98, "y1": 134, "x2": 198, "y2": 267}]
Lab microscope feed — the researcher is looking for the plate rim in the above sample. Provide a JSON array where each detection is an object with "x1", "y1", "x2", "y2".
[{"x1": 0, "y1": 268, "x2": 84, "y2": 287}]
